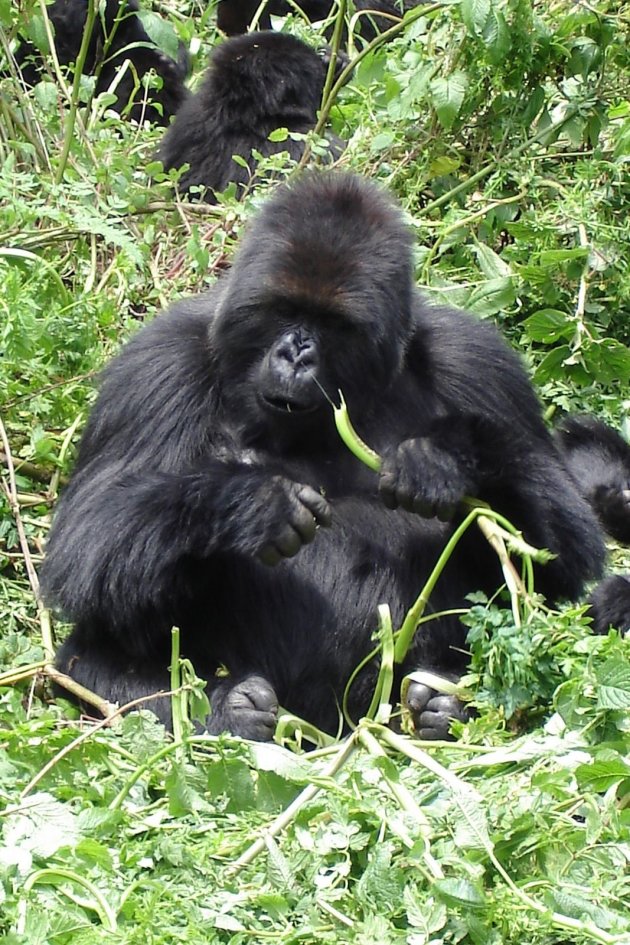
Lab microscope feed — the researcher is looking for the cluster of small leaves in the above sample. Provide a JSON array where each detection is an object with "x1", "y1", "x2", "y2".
[
  {"x1": 1, "y1": 625, "x2": 629, "y2": 945},
  {"x1": 347, "y1": 0, "x2": 630, "y2": 394}
]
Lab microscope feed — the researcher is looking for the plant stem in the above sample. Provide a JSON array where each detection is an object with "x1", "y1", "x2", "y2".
[{"x1": 55, "y1": 0, "x2": 96, "y2": 183}]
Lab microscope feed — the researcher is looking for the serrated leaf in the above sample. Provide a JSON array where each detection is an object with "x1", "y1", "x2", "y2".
[
  {"x1": 461, "y1": 0, "x2": 491, "y2": 36},
  {"x1": 473, "y1": 243, "x2": 512, "y2": 280},
  {"x1": 137, "y1": 10, "x2": 180, "y2": 60},
  {"x1": 585, "y1": 339, "x2": 630, "y2": 386},
  {"x1": 435, "y1": 878, "x2": 486, "y2": 911},
  {"x1": 595, "y1": 659, "x2": 630, "y2": 710},
  {"x1": 451, "y1": 788, "x2": 491, "y2": 851},
  {"x1": 534, "y1": 345, "x2": 572, "y2": 384},
  {"x1": 371, "y1": 132, "x2": 396, "y2": 151},
  {"x1": 575, "y1": 758, "x2": 630, "y2": 792},
  {"x1": 429, "y1": 73, "x2": 468, "y2": 131},
  {"x1": 483, "y1": 8, "x2": 511, "y2": 62},
  {"x1": 466, "y1": 277, "x2": 515, "y2": 316},
  {"x1": 2, "y1": 792, "x2": 79, "y2": 858},
  {"x1": 523, "y1": 309, "x2": 573, "y2": 343},
  {"x1": 522, "y1": 86, "x2": 545, "y2": 126}
]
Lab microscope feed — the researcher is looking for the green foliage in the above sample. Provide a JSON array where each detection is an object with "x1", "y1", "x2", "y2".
[{"x1": 0, "y1": 0, "x2": 629, "y2": 942}]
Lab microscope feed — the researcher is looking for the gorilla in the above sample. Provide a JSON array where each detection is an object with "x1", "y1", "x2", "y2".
[
  {"x1": 555, "y1": 415, "x2": 630, "y2": 545},
  {"x1": 42, "y1": 173, "x2": 610, "y2": 742},
  {"x1": 217, "y1": 0, "x2": 421, "y2": 42},
  {"x1": 588, "y1": 575, "x2": 630, "y2": 634},
  {"x1": 13, "y1": 0, "x2": 188, "y2": 125},
  {"x1": 158, "y1": 31, "x2": 349, "y2": 202},
  {"x1": 555, "y1": 415, "x2": 630, "y2": 635}
]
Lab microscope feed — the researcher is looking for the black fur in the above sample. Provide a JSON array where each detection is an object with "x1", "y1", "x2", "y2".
[
  {"x1": 589, "y1": 575, "x2": 630, "y2": 634},
  {"x1": 14, "y1": 0, "x2": 188, "y2": 125},
  {"x1": 217, "y1": 0, "x2": 422, "y2": 41},
  {"x1": 42, "y1": 173, "x2": 608, "y2": 740},
  {"x1": 158, "y1": 32, "x2": 348, "y2": 201},
  {"x1": 555, "y1": 415, "x2": 630, "y2": 545}
]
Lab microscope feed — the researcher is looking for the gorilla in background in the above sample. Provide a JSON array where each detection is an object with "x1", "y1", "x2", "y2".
[
  {"x1": 555, "y1": 414, "x2": 630, "y2": 635},
  {"x1": 42, "y1": 173, "x2": 611, "y2": 742},
  {"x1": 217, "y1": 0, "x2": 422, "y2": 42},
  {"x1": 555, "y1": 415, "x2": 630, "y2": 545},
  {"x1": 13, "y1": 0, "x2": 188, "y2": 125},
  {"x1": 158, "y1": 32, "x2": 349, "y2": 201}
]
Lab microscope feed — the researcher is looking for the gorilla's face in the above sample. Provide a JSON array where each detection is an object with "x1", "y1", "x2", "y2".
[
  {"x1": 210, "y1": 173, "x2": 416, "y2": 439},
  {"x1": 212, "y1": 293, "x2": 391, "y2": 433}
]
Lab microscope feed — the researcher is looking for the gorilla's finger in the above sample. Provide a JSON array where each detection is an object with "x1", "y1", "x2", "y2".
[{"x1": 296, "y1": 485, "x2": 332, "y2": 528}]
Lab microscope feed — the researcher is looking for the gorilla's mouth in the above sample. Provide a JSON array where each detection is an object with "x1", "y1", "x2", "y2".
[{"x1": 261, "y1": 394, "x2": 319, "y2": 415}]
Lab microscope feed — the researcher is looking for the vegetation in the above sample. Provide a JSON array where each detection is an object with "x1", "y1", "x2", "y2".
[{"x1": 1, "y1": 0, "x2": 629, "y2": 942}]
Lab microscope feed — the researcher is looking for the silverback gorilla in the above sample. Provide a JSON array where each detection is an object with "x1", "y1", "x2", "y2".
[
  {"x1": 42, "y1": 173, "x2": 610, "y2": 741},
  {"x1": 14, "y1": 0, "x2": 187, "y2": 125},
  {"x1": 158, "y1": 32, "x2": 348, "y2": 201}
]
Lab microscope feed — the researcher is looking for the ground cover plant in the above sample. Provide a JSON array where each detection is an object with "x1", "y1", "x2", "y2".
[{"x1": 1, "y1": 0, "x2": 629, "y2": 942}]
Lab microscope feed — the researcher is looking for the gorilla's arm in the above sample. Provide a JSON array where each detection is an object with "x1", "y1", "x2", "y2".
[
  {"x1": 41, "y1": 300, "x2": 330, "y2": 632},
  {"x1": 388, "y1": 303, "x2": 606, "y2": 601}
]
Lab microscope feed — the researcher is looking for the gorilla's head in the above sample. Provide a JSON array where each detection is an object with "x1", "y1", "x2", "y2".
[{"x1": 211, "y1": 173, "x2": 415, "y2": 438}]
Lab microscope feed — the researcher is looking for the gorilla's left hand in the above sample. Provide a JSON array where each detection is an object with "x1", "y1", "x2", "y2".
[{"x1": 379, "y1": 437, "x2": 476, "y2": 520}]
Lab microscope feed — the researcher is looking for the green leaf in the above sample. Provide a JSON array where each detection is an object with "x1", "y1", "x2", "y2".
[
  {"x1": 371, "y1": 132, "x2": 396, "y2": 151},
  {"x1": 434, "y1": 878, "x2": 486, "y2": 911},
  {"x1": 473, "y1": 243, "x2": 512, "y2": 279},
  {"x1": 595, "y1": 659, "x2": 630, "y2": 710},
  {"x1": 522, "y1": 86, "x2": 545, "y2": 126},
  {"x1": 534, "y1": 345, "x2": 572, "y2": 384},
  {"x1": 461, "y1": 0, "x2": 491, "y2": 36},
  {"x1": 429, "y1": 73, "x2": 468, "y2": 131},
  {"x1": 137, "y1": 10, "x2": 180, "y2": 60},
  {"x1": 268, "y1": 127, "x2": 289, "y2": 142},
  {"x1": 466, "y1": 277, "x2": 515, "y2": 316},
  {"x1": 575, "y1": 757, "x2": 630, "y2": 792},
  {"x1": 523, "y1": 309, "x2": 573, "y2": 343},
  {"x1": 483, "y1": 8, "x2": 511, "y2": 63},
  {"x1": 584, "y1": 339, "x2": 630, "y2": 386}
]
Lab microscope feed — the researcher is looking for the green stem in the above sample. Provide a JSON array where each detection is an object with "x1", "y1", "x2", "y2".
[
  {"x1": 55, "y1": 0, "x2": 96, "y2": 183},
  {"x1": 364, "y1": 603, "x2": 395, "y2": 720},
  {"x1": 23, "y1": 867, "x2": 117, "y2": 931},
  {"x1": 227, "y1": 731, "x2": 358, "y2": 875},
  {"x1": 420, "y1": 107, "x2": 580, "y2": 218},
  {"x1": 170, "y1": 626, "x2": 185, "y2": 753}
]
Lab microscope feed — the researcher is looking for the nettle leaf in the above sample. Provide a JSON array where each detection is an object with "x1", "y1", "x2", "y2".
[
  {"x1": 595, "y1": 659, "x2": 630, "y2": 710},
  {"x1": 451, "y1": 789, "x2": 491, "y2": 851},
  {"x1": 523, "y1": 309, "x2": 574, "y2": 343},
  {"x1": 371, "y1": 132, "x2": 396, "y2": 152},
  {"x1": 575, "y1": 757, "x2": 630, "y2": 792},
  {"x1": 466, "y1": 277, "x2": 515, "y2": 316},
  {"x1": 461, "y1": 0, "x2": 491, "y2": 36},
  {"x1": 429, "y1": 73, "x2": 468, "y2": 131},
  {"x1": 434, "y1": 878, "x2": 486, "y2": 912},
  {"x1": 2, "y1": 792, "x2": 79, "y2": 858},
  {"x1": 356, "y1": 842, "x2": 404, "y2": 911},
  {"x1": 483, "y1": 8, "x2": 511, "y2": 63},
  {"x1": 584, "y1": 339, "x2": 630, "y2": 386},
  {"x1": 137, "y1": 10, "x2": 180, "y2": 60},
  {"x1": 473, "y1": 243, "x2": 512, "y2": 280},
  {"x1": 522, "y1": 86, "x2": 545, "y2": 126},
  {"x1": 534, "y1": 345, "x2": 572, "y2": 384}
]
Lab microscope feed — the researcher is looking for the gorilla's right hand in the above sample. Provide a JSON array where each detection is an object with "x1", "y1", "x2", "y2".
[
  {"x1": 208, "y1": 473, "x2": 331, "y2": 565},
  {"x1": 254, "y1": 477, "x2": 332, "y2": 565}
]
